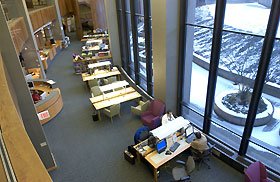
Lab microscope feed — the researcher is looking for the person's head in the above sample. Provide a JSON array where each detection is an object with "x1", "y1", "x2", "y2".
[
  {"x1": 34, "y1": 90, "x2": 39, "y2": 94},
  {"x1": 166, "y1": 110, "x2": 172, "y2": 117},
  {"x1": 194, "y1": 132, "x2": 201, "y2": 139}
]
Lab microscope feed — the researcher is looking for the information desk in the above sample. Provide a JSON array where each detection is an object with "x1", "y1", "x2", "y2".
[
  {"x1": 82, "y1": 68, "x2": 121, "y2": 82},
  {"x1": 90, "y1": 87, "x2": 141, "y2": 120},
  {"x1": 30, "y1": 80, "x2": 63, "y2": 125}
]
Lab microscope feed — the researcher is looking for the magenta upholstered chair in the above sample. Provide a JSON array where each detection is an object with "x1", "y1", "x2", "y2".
[
  {"x1": 141, "y1": 100, "x2": 165, "y2": 129},
  {"x1": 245, "y1": 161, "x2": 273, "y2": 182}
]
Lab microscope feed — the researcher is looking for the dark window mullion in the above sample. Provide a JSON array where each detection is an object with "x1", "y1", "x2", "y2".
[
  {"x1": 130, "y1": 0, "x2": 140, "y2": 84},
  {"x1": 116, "y1": 0, "x2": 127, "y2": 70},
  {"x1": 239, "y1": 0, "x2": 280, "y2": 156},
  {"x1": 203, "y1": 0, "x2": 226, "y2": 134},
  {"x1": 143, "y1": 0, "x2": 153, "y2": 96},
  {"x1": 121, "y1": 0, "x2": 132, "y2": 75}
]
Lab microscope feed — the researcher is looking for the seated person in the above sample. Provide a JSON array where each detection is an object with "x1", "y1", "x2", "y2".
[
  {"x1": 32, "y1": 90, "x2": 41, "y2": 103},
  {"x1": 190, "y1": 132, "x2": 209, "y2": 159},
  {"x1": 161, "y1": 110, "x2": 175, "y2": 125}
]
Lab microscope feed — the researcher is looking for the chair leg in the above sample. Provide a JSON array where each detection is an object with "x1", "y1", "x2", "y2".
[
  {"x1": 110, "y1": 117, "x2": 113, "y2": 123},
  {"x1": 118, "y1": 114, "x2": 121, "y2": 118}
]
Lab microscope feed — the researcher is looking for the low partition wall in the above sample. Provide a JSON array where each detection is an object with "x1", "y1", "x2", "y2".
[
  {"x1": 7, "y1": 17, "x2": 28, "y2": 54},
  {"x1": 29, "y1": 6, "x2": 56, "y2": 32}
]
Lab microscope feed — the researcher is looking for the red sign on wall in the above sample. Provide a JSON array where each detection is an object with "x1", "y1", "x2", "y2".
[{"x1": 37, "y1": 110, "x2": 50, "y2": 120}]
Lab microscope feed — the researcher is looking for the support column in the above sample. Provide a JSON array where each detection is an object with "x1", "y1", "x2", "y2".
[
  {"x1": 7, "y1": 0, "x2": 46, "y2": 78},
  {"x1": 71, "y1": 0, "x2": 83, "y2": 40},
  {"x1": 0, "y1": 5, "x2": 56, "y2": 170},
  {"x1": 151, "y1": 0, "x2": 180, "y2": 112},
  {"x1": 104, "y1": 0, "x2": 121, "y2": 66},
  {"x1": 46, "y1": 0, "x2": 66, "y2": 41}
]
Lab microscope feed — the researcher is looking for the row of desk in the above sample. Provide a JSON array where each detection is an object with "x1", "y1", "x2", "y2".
[{"x1": 78, "y1": 36, "x2": 142, "y2": 121}]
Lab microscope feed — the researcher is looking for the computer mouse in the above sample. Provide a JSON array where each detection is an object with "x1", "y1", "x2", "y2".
[{"x1": 165, "y1": 151, "x2": 172, "y2": 155}]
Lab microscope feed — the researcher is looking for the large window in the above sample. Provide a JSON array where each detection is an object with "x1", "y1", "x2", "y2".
[
  {"x1": 180, "y1": 0, "x2": 280, "y2": 172},
  {"x1": 116, "y1": 0, "x2": 153, "y2": 96}
]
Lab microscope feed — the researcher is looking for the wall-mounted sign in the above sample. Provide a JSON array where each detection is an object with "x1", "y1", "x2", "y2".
[{"x1": 37, "y1": 110, "x2": 50, "y2": 120}]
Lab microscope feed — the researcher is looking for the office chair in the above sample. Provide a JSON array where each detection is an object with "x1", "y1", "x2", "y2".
[
  {"x1": 172, "y1": 160, "x2": 191, "y2": 182},
  {"x1": 91, "y1": 86, "x2": 102, "y2": 97},
  {"x1": 103, "y1": 103, "x2": 121, "y2": 123},
  {"x1": 107, "y1": 76, "x2": 117, "y2": 84},
  {"x1": 245, "y1": 161, "x2": 273, "y2": 182},
  {"x1": 88, "y1": 78, "x2": 98, "y2": 88},
  {"x1": 191, "y1": 143, "x2": 215, "y2": 170},
  {"x1": 131, "y1": 100, "x2": 150, "y2": 116}
]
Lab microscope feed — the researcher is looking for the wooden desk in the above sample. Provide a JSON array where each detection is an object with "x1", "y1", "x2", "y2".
[
  {"x1": 134, "y1": 137, "x2": 190, "y2": 182},
  {"x1": 91, "y1": 90, "x2": 141, "y2": 120},
  {"x1": 99, "y1": 80, "x2": 129, "y2": 93},
  {"x1": 82, "y1": 69, "x2": 121, "y2": 82}
]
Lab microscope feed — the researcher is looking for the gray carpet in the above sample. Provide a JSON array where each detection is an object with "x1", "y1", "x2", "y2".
[{"x1": 43, "y1": 33, "x2": 244, "y2": 182}]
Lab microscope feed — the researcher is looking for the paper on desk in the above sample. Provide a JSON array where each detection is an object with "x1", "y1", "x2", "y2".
[{"x1": 47, "y1": 80, "x2": 56, "y2": 85}]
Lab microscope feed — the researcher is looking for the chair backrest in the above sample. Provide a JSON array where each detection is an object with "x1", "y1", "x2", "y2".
[
  {"x1": 88, "y1": 79, "x2": 98, "y2": 88},
  {"x1": 108, "y1": 76, "x2": 117, "y2": 84},
  {"x1": 110, "y1": 103, "x2": 120, "y2": 115},
  {"x1": 149, "y1": 100, "x2": 165, "y2": 117},
  {"x1": 91, "y1": 86, "x2": 102, "y2": 96},
  {"x1": 141, "y1": 100, "x2": 150, "y2": 111},
  {"x1": 245, "y1": 161, "x2": 268, "y2": 182}
]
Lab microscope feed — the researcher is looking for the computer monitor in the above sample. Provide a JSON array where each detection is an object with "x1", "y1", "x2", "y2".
[
  {"x1": 156, "y1": 139, "x2": 167, "y2": 154},
  {"x1": 185, "y1": 124, "x2": 194, "y2": 138}
]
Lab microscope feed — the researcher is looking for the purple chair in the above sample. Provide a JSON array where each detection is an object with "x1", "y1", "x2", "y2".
[
  {"x1": 245, "y1": 161, "x2": 273, "y2": 182},
  {"x1": 141, "y1": 100, "x2": 165, "y2": 129}
]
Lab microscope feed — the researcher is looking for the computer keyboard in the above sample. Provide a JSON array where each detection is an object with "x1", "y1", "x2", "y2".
[{"x1": 169, "y1": 142, "x2": 180, "y2": 152}]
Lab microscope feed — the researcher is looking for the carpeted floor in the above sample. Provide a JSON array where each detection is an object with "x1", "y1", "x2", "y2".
[{"x1": 43, "y1": 33, "x2": 244, "y2": 182}]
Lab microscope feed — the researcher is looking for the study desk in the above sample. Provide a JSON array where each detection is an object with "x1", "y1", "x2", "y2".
[
  {"x1": 134, "y1": 117, "x2": 191, "y2": 182},
  {"x1": 99, "y1": 80, "x2": 129, "y2": 93},
  {"x1": 88, "y1": 60, "x2": 111, "y2": 69},
  {"x1": 90, "y1": 88, "x2": 141, "y2": 120},
  {"x1": 134, "y1": 136, "x2": 191, "y2": 182},
  {"x1": 82, "y1": 69, "x2": 121, "y2": 82}
]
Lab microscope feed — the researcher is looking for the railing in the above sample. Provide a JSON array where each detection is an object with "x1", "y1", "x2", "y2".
[{"x1": 0, "y1": 128, "x2": 17, "y2": 182}]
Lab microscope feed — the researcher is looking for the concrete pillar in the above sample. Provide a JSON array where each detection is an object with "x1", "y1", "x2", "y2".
[
  {"x1": 104, "y1": 0, "x2": 121, "y2": 66},
  {"x1": 72, "y1": 0, "x2": 83, "y2": 40},
  {"x1": 151, "y1": 0, "x2": 180, "y2": 112},
  {"x1": 6, "y1": 0, "x2": 46, "y2": 78},
  {"x1": 0, "y1": 5, "x2": 56, "y2": 170},
  {"x1": 46, "y1": 0, "x2": 66, "y2": 41}
]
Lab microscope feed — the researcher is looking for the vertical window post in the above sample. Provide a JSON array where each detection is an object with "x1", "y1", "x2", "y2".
[
  {"x1": 130, "y1": 0, "x2": 140, "y2": 84},
  {"x1": 144, "y1": 0, "x2": 153, "y2": 95},
  {"x1": 239, "y1": 0, "x2": 280, "y2": 155},
  {"x1": 203, "y1": 0, "x2": 226, "y2": 134}
]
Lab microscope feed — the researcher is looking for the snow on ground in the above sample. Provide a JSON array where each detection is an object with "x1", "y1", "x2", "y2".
[
  {"x1": 189, "y1": 3, "x2": 280, "y2": 152},
  {"x1": 208, "y1": 3, "x2": 280, "y2": 38}
]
